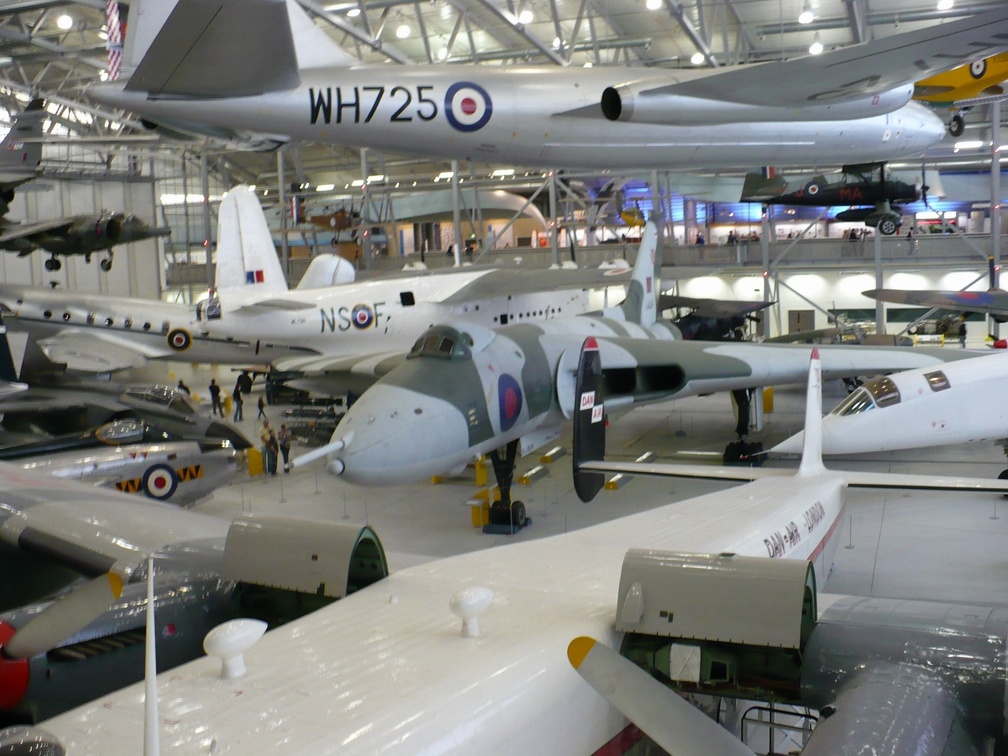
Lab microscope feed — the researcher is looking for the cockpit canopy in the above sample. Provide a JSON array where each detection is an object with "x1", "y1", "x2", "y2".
[
  {"x1": 120, "y1": 385, "x2": 200, "y2": 415},
  {"x1": 407, "y1": 323, "x2": 496, "y2": 361},
  {"x1": 831, "y1": 376, "x2": 901, "y2": 416},
  {"x1": 95, "y1": 419, "x2": 173, "y2": 444}
]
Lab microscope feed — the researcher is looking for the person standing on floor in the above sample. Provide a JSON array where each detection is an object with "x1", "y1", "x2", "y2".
[
  {"x1": 259, "y1": 420, "x2": 276, "y2": 475},
  {"x1": 257, "y1": 395, "x2": 267, "y2": 419},
  {"x1": 266, "y1": 429, "x2": 279, "y2": 476},
  {"x1": 209, "y1": 379, "x2": 223, "y2": 417},
  {"x1": 232, "y1": 383, "x2": 244, "y2": 422},
  {"x1": 176, "y1": 379, "x2": 190, "y2": 395},
  {"x1": 958, "y1": 318, "x2": 967, "y2": 348},
  {"x1": 278, "y1": 423, "x2": 292, "y2": 472}
]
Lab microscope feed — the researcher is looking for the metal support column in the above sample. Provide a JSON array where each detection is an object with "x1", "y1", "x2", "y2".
[
  {"x1": 992, "y1": 100, "x2": 1002, "y2": 339},
  {"x1": 360, "y1": 149, "x2": 374, "y2": 269},
  {"x1": 277, "y1": 147, "x2": 290, "y2": 277},
  {"x1": 200, "y1": 153, "x2": 212, "y2": 289},
  {"x1": 874, "y1": 230, "x2": 885, "y2": 335},
  {"x1": 760, "y1": 210, "x2": 770, "y2": 339},
  {"x1": 451, "y1": 159, "x2": 463, "y2": 267},
  {"x1": 549, "y1": 170, "x2": 559, "y2": 266}
]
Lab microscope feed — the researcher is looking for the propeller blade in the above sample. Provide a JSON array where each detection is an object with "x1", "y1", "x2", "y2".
[
  {"x1": 5, "y1": 573, "x2": 123, "y2": 659},
  {"x1": 567, "y1": 636, "x2": 755, "y2": 756},
  {"x1": 289, "y1": 432, "x2": 351, "y2": 469}
]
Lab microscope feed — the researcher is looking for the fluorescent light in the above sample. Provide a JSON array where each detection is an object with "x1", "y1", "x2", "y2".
[
  {"x1": 316, "y1": 184, "x2": 335, "y2": 192},
  {"x1": 56, "y1": 14, "x2": 73, "y2": 30},
  {"x1": 491, "y1": 168, "x2": 515, "y2": 177},
  {"x1": 954, "y1": 139, "x2": 985, "y2": 149},
  {"x1": 367, "y1": 174, "x2": 385, "y2": 183},
  {"x1": 690, "y1": 52, "x2": 705, "y2": 65},
  {"x1": 936, "y1": 0, "x2": 953, "y2": 9},
  {"x1": 583, "y1": 61, "x2": 593, "y2": 68},
  {"x1": 552, "y1": 37, "x2": 561, "y2": 48},
  {"x1": 436, "y1": 171, "x2": 455, "y2": 180},
  {"x1": 351, "y1": 179, "x2": 364, "y2": 187},
  {"x1": 347, "y1": 7, "x2": 360, "y2": 16}
]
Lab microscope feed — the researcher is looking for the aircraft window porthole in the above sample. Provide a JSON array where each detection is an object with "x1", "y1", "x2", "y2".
[
  {"x1": 43, "y1": 310, "x2": 51, "y2": 319},
  {"x1": 143, "y1": 322, "x2": 151, "y2": 331},
  {"x1": 62, "y1": 312, "x2": 71, "y2": 321},
  {"x1": 124, "y1": 318, "x2": 132, "y2": 328},
  {"x1": 105, "y1": 318, "x2": 113, "y2": 326}
]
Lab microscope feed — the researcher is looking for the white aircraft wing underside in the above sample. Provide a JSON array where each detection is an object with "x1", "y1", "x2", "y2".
[
  {"x1": 651, "y1": 8, "x2": 1008, "y2": 107},
  {"x1": 437, "y1": 267, "x2": 630, "y2": 305},
  {"x1": 0, "y1": 461, "x2": 230, "y2": 580},
  {"x1": 38, "y1": 329, "x2": 171, "y2": 372}
]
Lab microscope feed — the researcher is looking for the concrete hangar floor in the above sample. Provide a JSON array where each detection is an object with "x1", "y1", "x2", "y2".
[{"x1": 155, "y1": 357, "x2": 1008, "y2": 610}]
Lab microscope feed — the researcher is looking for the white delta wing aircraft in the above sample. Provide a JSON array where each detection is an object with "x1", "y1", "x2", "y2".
[
  {"x1": 33, "y1": 349, "x2": 1008, "y2": 754},
  {"x1": 85, "y1": 0, "x2": 1008, "y2": 169},
  {"x1": 0, "y1": 185, "x2": 626, "y2": 374},
  {"x1": 773, "y1": 350, "x2": 1008, "y2": 463}
]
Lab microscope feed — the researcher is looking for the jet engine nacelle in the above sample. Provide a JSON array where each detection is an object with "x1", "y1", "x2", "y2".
[
  {"x1": 600, "y1": 84, "x2": 913, "y2": 125},
  {"x1": 68, "y1": 213, "x2": 124, "y2": 246}
]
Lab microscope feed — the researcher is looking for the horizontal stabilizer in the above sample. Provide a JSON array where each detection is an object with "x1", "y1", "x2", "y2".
[{"x1": 126, "y1": 0, "x2": 300, "y2": 97}]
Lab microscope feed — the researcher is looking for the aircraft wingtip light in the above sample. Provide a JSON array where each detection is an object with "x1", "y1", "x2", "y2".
[{"x1": 567, "y1": 636, "x2": 596, "y2": 670}]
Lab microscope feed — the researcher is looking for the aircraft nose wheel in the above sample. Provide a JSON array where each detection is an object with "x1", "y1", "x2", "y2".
[
  {"x1": 876, "y1": 217, "x2": 900, "y2": 236},
  {"x1": 100, "y1": 257, "x2": 113, "y2": 271},
  {"x1": 44, "y1": 256, "x2": 61, "y2": 271},
  {"x1": 948, "y1": 114, "x2": 965, "y2": 138}
]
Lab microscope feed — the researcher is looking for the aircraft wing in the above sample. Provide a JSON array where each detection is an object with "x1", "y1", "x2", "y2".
[
  {"x1": 273, "y1": 350, "x2": 407, "y2": 396},
  {"x1": 635, "y1": 8, "x2": 1008, "y2": 108},
  {"x1": 658, "y1": 295, "x2": 771, "y2": 319},
  {"x1": 36, "y1": 329, "x2": 176, "y2": 372},
  {"x1": 0, "y1": 460, "x2": 229, "y2": 580},
  {"x1": 436, "y1": 266, "x2": 631, "y2": 305},
  {"x1": 560, "y1": 337, "x2": 978, "y2": 416},
  {"x1": 866, "y1": 287, "x2": 1008, "y2": 316},
  {"x1": 226, "y1": 298, "x2": 317, "y2": 315},
  {"x1": 0, "y1": 218, "x2": 76, "y2": 246}
]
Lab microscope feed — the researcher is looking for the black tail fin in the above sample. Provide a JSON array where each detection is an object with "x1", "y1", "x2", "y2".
[
  {"x1": 0, "y1": 313, "x2": 20, "y2": 382},
  {"x1": 990, "y1": 256, "x2": 997, "y2": 290},
  {"x1": 572, "y1": 337, "x2": 606, "y2": 502}
]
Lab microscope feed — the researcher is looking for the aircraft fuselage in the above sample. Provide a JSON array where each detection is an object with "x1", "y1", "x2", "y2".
[{"x1": 93, "y1": 67, "x2": 945, "y2": 169}]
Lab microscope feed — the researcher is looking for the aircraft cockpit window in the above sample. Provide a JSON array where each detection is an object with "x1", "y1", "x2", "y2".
[
  {"x1": 205, "y1": 294, "x2": 222, "y2": 320},
  {"x1": 832, "y1": 387, "x2": 875, "y2": 416},
  {"x1": 867, "y1": 376, "x2": 900, "y2": 408},
  {"x1": 407, "y1": 326, "x2": 471, "y2": 360},
  {"x1": 925, "y1": 371, "x2": 950, "y2": 392},
  {"x1": 96, "y1": 419, "x2": 146, "y2": 445}
]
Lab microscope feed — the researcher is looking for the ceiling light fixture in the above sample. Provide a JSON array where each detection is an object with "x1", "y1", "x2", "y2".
[
  {"x1": 809, "y1": 32, "x2": 823, "y2": 55},
  {"x1": 936, "y1": 0, "x2": 953, "y2": 10},
  {"x1": 346, "y1": 8, "x2": 361, "y2": 17},
  {"x1": 690, "y1": 51, "x2": 705, "y2": 65},
  {"x1": 646, "y1": 0, "x2": 662, "y2": 10},
  {"x1": 396, "y1": 24, "x2": 411, "y2": 39},
  {"x1": 518, "y1": 10, "x2": 533, "y2": 24},
  {"x1": 56, "y1": 14, "x2": 73, "y2": 30},
  {"x1": 798, "y1": 1, "x2": 814, "y2": 24}
]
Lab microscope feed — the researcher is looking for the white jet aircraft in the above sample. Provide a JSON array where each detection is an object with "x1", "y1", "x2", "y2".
[
  {"x1": 0, "y1": 185, "x2": 627, "y2": 374},
  {"x1": 773, "y1": 351, "x2": 1008, "y2": 463},
  {"x1": 82, "y1": 1, "x2": 1008, "y2": 170},
  {"x1": 32, "y1": 349, "x2": 1008, "y2": 753}
]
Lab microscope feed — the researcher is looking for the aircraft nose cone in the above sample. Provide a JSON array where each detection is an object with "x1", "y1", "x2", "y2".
[{"x1": 335, "y1": 384, "x2": 470, "y2": 485}]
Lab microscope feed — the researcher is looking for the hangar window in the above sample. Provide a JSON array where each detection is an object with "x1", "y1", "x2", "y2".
[{"x1": 925, "y1": 371, "x2": 950, "y2": 392}]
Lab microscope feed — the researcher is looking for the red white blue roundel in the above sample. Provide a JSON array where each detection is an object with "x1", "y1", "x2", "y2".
[
  {"x1": 498, "y1": 374, "x2": 523, "y2": 432},
  {"x1": 351, "y1": 304, "x2": 374, "y2": 329},
  {"x1": 445, "y1": 82, "x2": 493, "y2": 132}
]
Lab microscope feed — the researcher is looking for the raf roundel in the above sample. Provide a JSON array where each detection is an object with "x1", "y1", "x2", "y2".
[
  {"x1": 142, "y1": 464, "x2": 179, "y2": 501},
  {"x1": 167, "y1": 328, "x2": 192, "y2": 351},
  {"x1": 497, "y1": 374, "x2": 523, "y2": 433},
  {"x1": 351, "y1": 303, "x2": 375, "y2": 329},
  {"x1": 444, "y1": 82, "x2": 493, "y2": 132}
]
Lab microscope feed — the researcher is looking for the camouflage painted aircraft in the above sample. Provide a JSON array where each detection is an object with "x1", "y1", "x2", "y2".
[
  {"x1": 866, "y1": 257, "x2": 1008, "y2": 322},
  {"x1": 739, "y1": 162, "x2": 932, "y2": 236},
  {"x1": 295, "y1": 222, "x2": 978, "y2": 527}
]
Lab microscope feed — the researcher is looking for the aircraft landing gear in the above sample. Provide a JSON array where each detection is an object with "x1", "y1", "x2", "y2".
[
  {"x1": 44, "y1": 256, "x2": 61, "y2": 271},
  {"x1": 722, "y1": 388, "x2": 765, "y2": 466},
  {"x1": 948, "y1": 113, "x2": 965, "y2": 138},
  {"x1": 876, "y1": 215, "x2": 901, "y2": 236},
  {"x1": 486, "y1": 439, "x2": 530, "y2": 531},
  {"x1": 100, "y1": 254, "x2": 113, "y2": 272}
]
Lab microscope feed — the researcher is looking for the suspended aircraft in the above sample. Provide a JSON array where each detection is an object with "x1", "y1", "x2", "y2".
[
  {"x1": 739, "y1": 162, "x2": 936, "y2": 236},
  {"x1": 0, "y1": 97, "x2": 43, "y2": 213},
  {"x1": 866, "y1": 256, "x2": 1008, "y2": 321},
  {"x1": 29, "y1": 349, "x2": 1008, "y2": 753},
  {"x1": 914, "y1": 52, "x2": 1008, "y2": 136},
  {"x1": 0, "y1": 185, "x2": 628, "y2": 376},
  {"x1": 296, "y1": 222, "x2": 977, "y2": 526},
  {"x1": 84, "y1": 2, "x2": 1008, "y2": 171},
  {"x1": 0, "y1": 211, "x2": 171, "y2": 272}
]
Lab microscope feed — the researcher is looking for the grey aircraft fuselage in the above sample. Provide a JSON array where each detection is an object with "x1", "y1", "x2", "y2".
[{"x1": 91, "y1": 68, "x2": 945, "y2": 170}]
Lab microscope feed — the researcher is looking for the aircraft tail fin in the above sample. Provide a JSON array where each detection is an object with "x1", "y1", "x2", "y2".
[
  {"x1": 740, "y1": 168, "x2": 787, "y2": 202},
  {"x1": 990, "y1": 256, "x2": 998, "y2": 290},
  {"x1": 0, "y1": 98, "x2": 44, "y2": 198},
  {"x1": 215, "y1": 186, "x2": 288, "y2": 294},
  {"x1": 286, "y1": 0, "x2": 359, "y2": 69},
  {"x1": 572, "y1": 337, "x2": 607, "y2": 502},
  {"x1": 797, "y1": 348, "x2": 825, "y2": 477},
  {"x1": 614, "y1": 221, "x2": 660, "y2": 326},
  {"x1": 0, "y1": 313, "x2": 27, "y2": 388}
]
